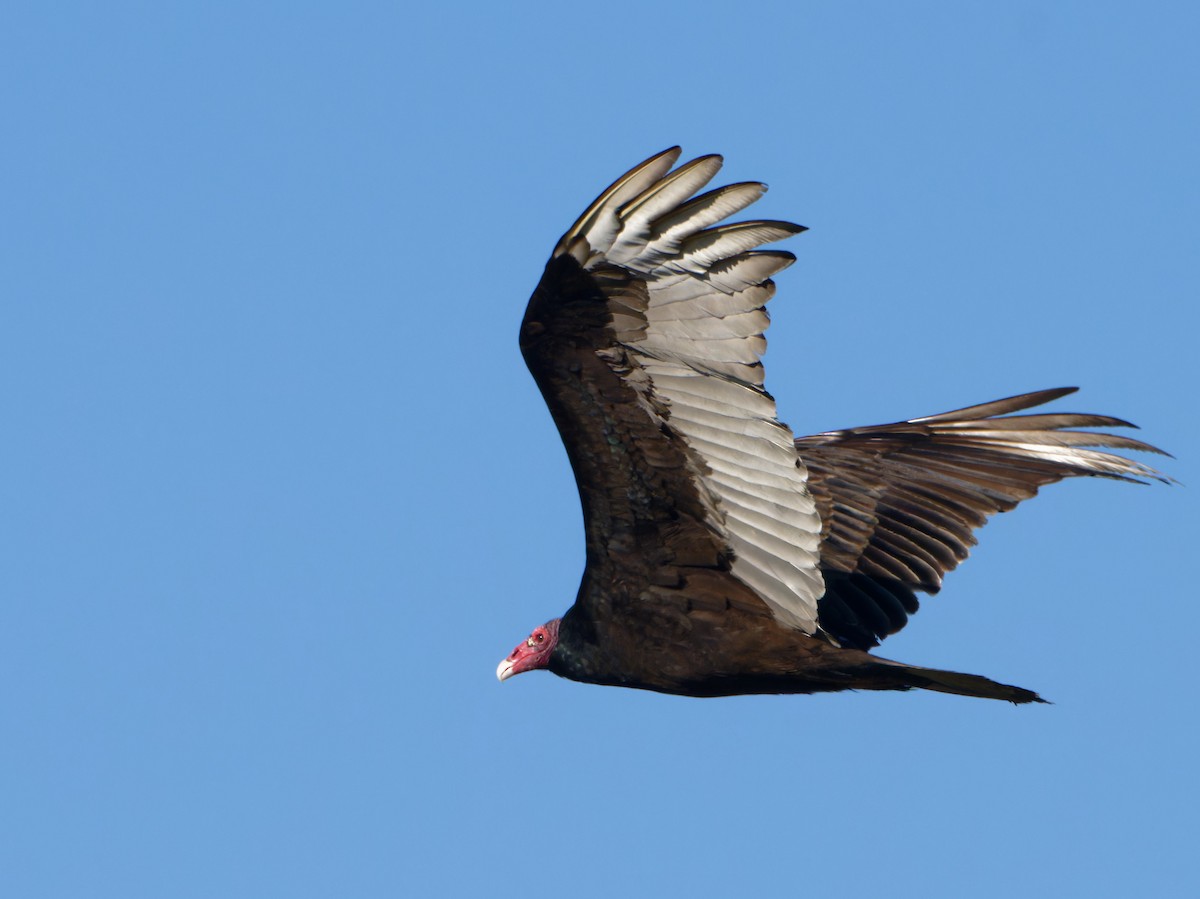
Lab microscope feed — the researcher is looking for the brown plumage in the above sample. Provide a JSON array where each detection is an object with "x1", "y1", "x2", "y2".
[{"x1": 497, "y1": 148, "x2": 1169, "y2": 703}]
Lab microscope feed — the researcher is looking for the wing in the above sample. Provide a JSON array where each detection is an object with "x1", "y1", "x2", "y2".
[
  {"x1": 795, "y1": 387, "x2": 1171, "y2": 649},
  {"x1": 521, "y1": 148, "x2": 824, "y2": 632}
]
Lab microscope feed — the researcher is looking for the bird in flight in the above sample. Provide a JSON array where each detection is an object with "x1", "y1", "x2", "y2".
[{"x1": 498, "y1": 147, "x2": 1167, "y2": 702}]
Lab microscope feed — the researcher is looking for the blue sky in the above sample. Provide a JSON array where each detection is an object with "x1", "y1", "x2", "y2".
[{"x1": 3, "y1": 2, "x2": 1197, "y2": 897}]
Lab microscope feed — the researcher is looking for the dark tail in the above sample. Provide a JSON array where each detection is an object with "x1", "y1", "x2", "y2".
[{"x1": 875, "y1": 659, "x2": 1047, "y2": 704}]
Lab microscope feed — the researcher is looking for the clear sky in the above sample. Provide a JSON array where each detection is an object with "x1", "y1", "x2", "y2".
[{"x1": 3, "y1": 2, "x2": 1196, "y2": 897}]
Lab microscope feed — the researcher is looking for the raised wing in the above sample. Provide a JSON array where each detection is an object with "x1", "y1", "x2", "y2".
[
  {"x1": 521, "y1": 148, "x2": 824, "y2": 632},
  {"x1": 796, "y1": 387, "x2": 1170, "y2": 649}
]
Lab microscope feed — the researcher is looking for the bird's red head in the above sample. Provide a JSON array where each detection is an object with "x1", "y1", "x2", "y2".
[{"x1": 496, "y1": 618, "x2": 561, "y2": 682}]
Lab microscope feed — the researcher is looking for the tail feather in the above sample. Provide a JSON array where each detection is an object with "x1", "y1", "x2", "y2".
[{"x1": 877, "y1": 659, "x2": 1047, "y2": 704}]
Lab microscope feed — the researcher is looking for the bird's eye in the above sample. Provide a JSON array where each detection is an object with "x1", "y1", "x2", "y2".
[{"x1": 535, "y1": 632, "x2": 545, "y2": 644}]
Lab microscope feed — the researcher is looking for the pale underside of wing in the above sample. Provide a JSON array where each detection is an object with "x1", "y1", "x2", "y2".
[
  {"x1": 534, "y1": 148, "x2": 824, "y2": 633},
  {"x1": 796, "y1": 387, "x2": 1171, "y2": 648}
]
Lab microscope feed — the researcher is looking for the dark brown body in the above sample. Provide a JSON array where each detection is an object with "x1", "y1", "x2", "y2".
[{"x1": 549, "y1": 567, "x2": 1042, "y2": 703}]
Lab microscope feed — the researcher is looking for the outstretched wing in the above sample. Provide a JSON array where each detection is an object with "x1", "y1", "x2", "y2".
[
  {"x1": 796, "y1": 387, "x2": 1170, "y2": 649},
  {"x1": 521, "y1": 148, "x2": 824, "y2": 632}
]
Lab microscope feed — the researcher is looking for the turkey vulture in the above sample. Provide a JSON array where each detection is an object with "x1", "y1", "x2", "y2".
[{"x1": 497, "y1": 147, "x2": 1167, "y2": 703}]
